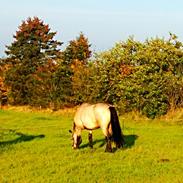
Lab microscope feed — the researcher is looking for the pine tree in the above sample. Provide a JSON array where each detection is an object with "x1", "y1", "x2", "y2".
[
  {"x1": 5, "y1": 17, "x2": 62, "y2": 105},
  {"x1": 53, "y1": 33, "x2": 92, "y2": 106},
  {"x1": 63, "y1": 32, "x2": 91, "y2": 65}
]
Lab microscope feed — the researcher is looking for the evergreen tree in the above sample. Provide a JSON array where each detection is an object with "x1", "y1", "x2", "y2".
[
  {"x1": 5, "y1": 17, "x2": 62, "y2": 105},
  {"x1": 53, "y1": 33, "x2": 92, "y2": 106},
  {"x1": 63, "y1": 32, "x2": 91, "y2": 65}
]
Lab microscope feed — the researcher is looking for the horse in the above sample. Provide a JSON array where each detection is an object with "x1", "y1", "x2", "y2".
[{"x1": 69, "y1": 103, "x2": 125, "y2": 152}]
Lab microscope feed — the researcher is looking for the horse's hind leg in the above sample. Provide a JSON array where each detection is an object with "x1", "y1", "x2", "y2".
[
  {"x1": 88, "y1": 131, "x2": 93, "y2": 148},
  {"x1": 101, "y1": 128, "x2": 112, "y2": 152},
  {"x1": 105, "y1": 136, "x2": 112, "y2": 152},
  {"x1": 103, "y1": 130, "x2": 112, "y2": 152}
]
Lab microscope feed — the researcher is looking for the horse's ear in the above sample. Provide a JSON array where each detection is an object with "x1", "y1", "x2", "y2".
[{"x1": 69, "y1": 130, "x2": 72, "y2": 133}]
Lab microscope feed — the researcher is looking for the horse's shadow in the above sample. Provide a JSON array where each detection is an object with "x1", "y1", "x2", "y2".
[
  {"x1": 123, "y1": 134, "x2": 138, "y2": 148},
  {"x1": 80, "y1": 134, "x2": 138, "y2": 150},
  {"x1": 0, "y1": 129, "x2": 45, "y2": 147},
  {"x1": 80, "y1": 138, "x2": 106, "y2": 149}
]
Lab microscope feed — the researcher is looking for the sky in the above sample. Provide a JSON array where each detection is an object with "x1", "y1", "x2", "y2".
[{"x1": 0, "y1": 0, "x2": 183, "y2": 57}]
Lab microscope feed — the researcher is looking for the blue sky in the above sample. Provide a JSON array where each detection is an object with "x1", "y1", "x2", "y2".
[{"x1": 1, "y1": 0, "x2": 183, "y2": 57}]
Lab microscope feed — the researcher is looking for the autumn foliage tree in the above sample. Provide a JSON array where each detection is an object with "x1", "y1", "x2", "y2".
[
  {"x1": 0, "y1": 59, "x2": 8, "y2": 107},
  {"x1": 5, "y1": 17, "x2": 62, "y2": 105}
]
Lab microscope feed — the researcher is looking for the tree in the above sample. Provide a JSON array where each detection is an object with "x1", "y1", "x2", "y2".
[
  {"x1": 53, "y1": 33, "x2": 92, "y2": 107},
  {"x1": 85, "y1": 35, "x2": 183, "y2": 118},
  {"x1": 5, "y1": 17, "x2": 62, "y2": 105},
  {"x1": 0, "y1": 59, "x2": 8, "y2": 107},
  {"x1": 63, "y1": 32, "x2": 92, "y2": 65}
]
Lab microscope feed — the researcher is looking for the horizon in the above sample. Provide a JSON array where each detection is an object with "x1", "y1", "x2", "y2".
[{"x1": 1, "y1": 0, "x2": 183, "y2": 57}]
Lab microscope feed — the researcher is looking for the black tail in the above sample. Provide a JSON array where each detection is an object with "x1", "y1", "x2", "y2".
[{"x1": 109, "y1": 106, "x2": 125, "y2": 148}]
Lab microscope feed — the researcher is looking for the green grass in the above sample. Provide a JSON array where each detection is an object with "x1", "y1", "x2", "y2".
[{"x1": 0, "y1": 109, "x2": 183, "y2": 183}]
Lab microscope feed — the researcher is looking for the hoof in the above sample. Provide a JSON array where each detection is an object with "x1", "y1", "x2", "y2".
[
  {"x1": 89, "y1": 145, "x2": 93, "y2": 149},
  {"x1": 105, "y1": 148, "x2": 112, "y2": 153}
]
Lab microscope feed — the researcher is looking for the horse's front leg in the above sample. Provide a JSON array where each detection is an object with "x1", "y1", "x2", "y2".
[{"x1": 88, "y1": 130, "x2": 93, "y2": 148}]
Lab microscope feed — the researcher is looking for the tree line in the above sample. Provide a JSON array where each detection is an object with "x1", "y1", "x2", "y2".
[{"x1": 0, "y1": 17, "x2": 183, "y2": 118}]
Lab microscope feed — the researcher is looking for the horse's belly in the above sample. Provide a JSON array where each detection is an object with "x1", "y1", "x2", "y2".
[
  {"x1": 81, "y1": 112, "x2": 99, "y2": 130},
  {"x1": 74, "y1": 104, "x2": 99, "y2": 130}
]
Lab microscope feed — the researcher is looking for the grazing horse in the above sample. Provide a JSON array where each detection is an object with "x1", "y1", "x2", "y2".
[{"x1": 69, "y1": 103, "x2": 125, "y2": 152}]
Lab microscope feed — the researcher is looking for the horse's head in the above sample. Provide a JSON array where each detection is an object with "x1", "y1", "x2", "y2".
[{"x1": 69, "y1": 129, "x2": 82, "y2": 149}]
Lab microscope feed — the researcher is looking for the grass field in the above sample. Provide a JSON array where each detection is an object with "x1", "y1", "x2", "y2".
[{"x1": 0, "y1": 108, "x2": 183, "y2": 183}]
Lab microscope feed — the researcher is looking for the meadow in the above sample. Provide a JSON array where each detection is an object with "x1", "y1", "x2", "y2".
[{"x1": 0, "y1": 108, "x2": 183, "y2": 183}]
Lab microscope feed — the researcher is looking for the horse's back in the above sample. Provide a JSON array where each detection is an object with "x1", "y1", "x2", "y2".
[
  {"x1": 74, "y1": 103, "x2": 111, "y2": 130},
  {"x1": 74, "y1": 103, "x2": 96, "y2": 129},
  {"x1": 93, "y1": 103, "x2": 111, "y2": 127}
]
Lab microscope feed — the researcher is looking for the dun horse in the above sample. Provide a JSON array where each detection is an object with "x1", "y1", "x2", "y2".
[{"x1": 69, "y1": 103, "x2": 125, "y2": 152}]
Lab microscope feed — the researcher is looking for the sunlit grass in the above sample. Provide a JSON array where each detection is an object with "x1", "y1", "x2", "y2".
[{"x1": 0, "y1": 109, "x2": 183, "y2": 183}]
